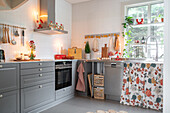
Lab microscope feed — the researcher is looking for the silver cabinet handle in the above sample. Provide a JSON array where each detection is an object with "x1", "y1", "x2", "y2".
[
  {"x1": 39, "y1": 63, "x2": 43, "y2": 66},
  {"x1": 0, "y1": 95, "x2": 3, "y2": 98},
  {"x1": 39, "y1": 68, "x2": 43, "y2": 71},
  {"x1": 39, "y1": 85, "x2": 43, "y2": 88},
  {"x1": 0, "y1": 65, "x2": 3, "y2": 68},
  {"x1": 39, "y1": 74, "x2": 43, "y2": 77}
]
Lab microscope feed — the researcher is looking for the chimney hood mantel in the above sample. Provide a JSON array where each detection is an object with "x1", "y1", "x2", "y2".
[{"x1": 34, "y1": 0, "x2": 68, "y2": 35}]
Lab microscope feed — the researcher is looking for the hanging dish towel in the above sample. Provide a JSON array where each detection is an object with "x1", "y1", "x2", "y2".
[
  {"x1": 76, "y1": 62, "x2": 86, "y2": 92},
  {"x1": 92, "y1": 38, "x2": 99, "y2": 52},
  {"x1": 114, "y1": 34, "x2": 120, "y2": 51}
]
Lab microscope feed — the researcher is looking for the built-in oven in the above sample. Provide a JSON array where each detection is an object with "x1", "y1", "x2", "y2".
[{"x1": 55, "y1": 61, "x2": 72, "y2": 90}]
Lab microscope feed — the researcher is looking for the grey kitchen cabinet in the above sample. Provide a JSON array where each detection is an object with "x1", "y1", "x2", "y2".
[
  {"x1": 0, "y1": 90, "x2": 19, "y2": 113},
  {"x1": 20, "y1": 67, "x2": 55, "y2": 75},
  {"x1": 104, "y1": 62, "x2": 123, "y2": 101},
  {"x1": 56, "y1": 86, "x2": 73, "y2": 100},
  {"x1": 21, "y1": 82, "x2": 55, "y2": 113},
  {"x1": 20, "y1": 61, "x2": 55, "y2": 113},
  {"x1": 0, "y1": 63, "x2": 19, "y2": 113},
  {"x1": 0, "y1": 64, "x2": 19, "y2": 93},
  {"x1": 21, "y1": 71, "x2": 55, "y2": 88},
  {"x1": 20, "y1": 61, "x2": 55, "y2": 69}
]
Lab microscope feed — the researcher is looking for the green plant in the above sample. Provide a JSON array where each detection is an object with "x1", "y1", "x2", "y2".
[
  {"x1": 85, "y1": 41, "x2": 91, "y2": 53},
  {"x1": 122, "y1": 16, "x2": 134, "y2": 58}
]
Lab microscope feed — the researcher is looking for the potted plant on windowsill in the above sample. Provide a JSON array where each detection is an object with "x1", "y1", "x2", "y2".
[{"x1": 85, "y1": 41, "x2": 91, "y2": 59}]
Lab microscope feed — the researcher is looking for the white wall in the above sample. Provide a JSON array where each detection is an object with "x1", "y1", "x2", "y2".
[
  {"x1": 0, "y1": 0, "x2": 72, "y2": 60},
  {"x1": 163, "y1": 0, "x2": 170, "y2": 113},
  {"x1": 71, "y1": 0, "x2": 122, "y2": 59}
]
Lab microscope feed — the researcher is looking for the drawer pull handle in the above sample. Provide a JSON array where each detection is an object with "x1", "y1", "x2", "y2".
[
  {"x1": 39, "y1": 63, "x2": 43, "y2": 66},
  {"x1": 39, "y1": 85, "x2": 43, "y2": 88},
  {"x1": 0, "y1": 65, "x2": 2, "y2": 68},
  {"x1": 0, "y1": 95, "x2": 3, "y2": 98},
  {"x1": 39, "y1": 68, "x2": 43, "y2": 71},
  {"x1": 39, "y1": 74, "x2": 43, "y2": 77}
]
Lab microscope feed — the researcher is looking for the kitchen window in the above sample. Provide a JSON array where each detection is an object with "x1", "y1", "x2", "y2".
[{"x1": 125, "y1": 2, "x2": 164, "y2": 59}]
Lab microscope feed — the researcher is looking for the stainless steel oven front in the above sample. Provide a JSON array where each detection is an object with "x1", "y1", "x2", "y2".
[{"x1": 55, "y1": 61, "x2": 72, "y2": 90}]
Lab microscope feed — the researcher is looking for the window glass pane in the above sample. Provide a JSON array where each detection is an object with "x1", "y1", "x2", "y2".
[
  {"x1": 151, "y1": 3, "x2": 164, "y2": 23},
  {"x1": 130, "y1": 46, "x2": 145, "y2": 58},
  {"x1": 150, "y1": 26, "x2": 164, "y2": 44},
  {"x1": 128, "y1": 27, "x2": 148, "y2": 41},
  {"x1": 146, "y1": 26, "x2": 164, "y2": 59},
  {"x1": 128, "y1": 5, "x2": 148, "y2": 24}
]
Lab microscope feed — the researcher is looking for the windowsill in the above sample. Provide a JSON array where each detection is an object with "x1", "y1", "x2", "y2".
[{"x1": 130, "y1": 22, "x2": 164, "y2": 28}]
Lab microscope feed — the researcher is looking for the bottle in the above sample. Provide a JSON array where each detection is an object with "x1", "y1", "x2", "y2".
[{"x1": 141, "y1": 37, "x2": 145, "y2": 44}]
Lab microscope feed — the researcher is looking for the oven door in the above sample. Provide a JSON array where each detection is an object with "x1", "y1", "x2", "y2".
[{"x1": 55, "y1": 67, "x2": 72, "y2": 90}]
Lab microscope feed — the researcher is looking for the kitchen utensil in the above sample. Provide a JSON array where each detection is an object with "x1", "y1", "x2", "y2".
[
  {"x1": 102, "y1": 44, "x2": 109, "y2": 58},
  {"x1": 11, "y1": 27, "x2": 16, "y2": 45},
  {"x1": 0, "y1": 48, "x2": 5, "y2": 62},
  {"x1": 2, "y1": 25, "x2": 7, "y2": 43},
  {"x1": 6, "y1": 26, "x2": 10, "y2": 43},
  {"x1": 0, "y1": 26, "x2": 3, "y2": 44},
  {"x1": 14, "y1": 27, "x2": 19, "y2": 37},
  {"x1": 92, "y1": 38, "x2": 99, "y2": 52},
  {"x1": 21, "y1": 30, "x2": 24, "y2": 46}
]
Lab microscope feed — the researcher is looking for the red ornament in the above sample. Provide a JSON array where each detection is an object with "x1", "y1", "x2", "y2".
[
  {"x1": 136, "y1": 18, "x2": 144, "y2": 24},
  {"x1": 37, "y1": 19, "x2": 44, "y2": 29}
]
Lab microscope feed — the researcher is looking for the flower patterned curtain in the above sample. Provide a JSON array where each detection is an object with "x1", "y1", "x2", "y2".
[{"x1": 120, "y1": 63, "x2": 163, "y2": 111}]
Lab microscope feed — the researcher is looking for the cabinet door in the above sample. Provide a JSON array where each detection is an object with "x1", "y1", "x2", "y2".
[
  {"x1": 0, "y1": 90, "x2": 19, "y2": 113},
  {"x1": 0, "y1": 64, "x2": 19, "y2": 93},
  {"x1": 21, "y1": 82, "x2": 55, "y2": 113}
]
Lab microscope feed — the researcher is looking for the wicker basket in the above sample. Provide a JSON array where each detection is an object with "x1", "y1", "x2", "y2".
[
  {"x1": 94, "y1": 75, "x2": 104, "y2": 87},
  {"x1": 94, "y1": 87, "x2": 104, "y2": 99}
]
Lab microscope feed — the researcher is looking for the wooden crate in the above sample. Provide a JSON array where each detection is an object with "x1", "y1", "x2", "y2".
[
  {"x1": 94, "y1": 87, "x2": 104, "y2": 99},
  {"x1": 94, "y1": 75, "x2": 104, "y2": 87}
]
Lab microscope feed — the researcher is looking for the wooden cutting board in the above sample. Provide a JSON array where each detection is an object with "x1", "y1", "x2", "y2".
[{"x1": 102, "y1": 44, "x2": 109, "y2": 58}]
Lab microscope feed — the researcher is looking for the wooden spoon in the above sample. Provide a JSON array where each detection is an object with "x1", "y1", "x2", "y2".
[
  {"x1": 6, "y1": 27, "x2": 10, "y2": 43},
  {"x1": 2, "y1": 26, "x2": 7, "y2": 43}
]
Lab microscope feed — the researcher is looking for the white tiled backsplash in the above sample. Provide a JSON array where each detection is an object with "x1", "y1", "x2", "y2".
[{"x1": 0, "y1": 0, "x2": 72, "y2": 60}]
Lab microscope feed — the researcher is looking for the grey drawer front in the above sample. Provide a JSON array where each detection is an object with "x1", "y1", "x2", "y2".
[
  {"x1": 0, "y1": 90, "x2": 19, "y2": 113},
  {"x1": 21, "y1": 67, "x2": 55, "y2": 75},
  {"x1": 21, "y1": 72, "x2": 55, "y2": 88},
  {"x1": 0, "y1": 64, "x2": 19, "y2": 93},
  {"x1": 21, "y1": 82, "x2": 55, "y2": 113},
  {"x1": 56, "y1": 86, "x2": 73, "y2": 100},
  {"x1": 20, "y1": 62, "x2": 54, "y2": 69}
]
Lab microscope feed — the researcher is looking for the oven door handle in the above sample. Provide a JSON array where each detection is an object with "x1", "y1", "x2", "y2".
[{"x1": 55, "y1": 66, "x2": 72, "y2": 69}]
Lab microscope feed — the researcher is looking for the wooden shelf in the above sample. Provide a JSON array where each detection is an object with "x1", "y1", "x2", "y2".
[{"x1": 34, "y1": 28, "x2": 68, "y2": 35}]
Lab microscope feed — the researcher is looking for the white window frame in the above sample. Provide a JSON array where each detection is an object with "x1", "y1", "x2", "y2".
[{"x1": 124, "y1": 0, "x2": 164, "y2": 59}]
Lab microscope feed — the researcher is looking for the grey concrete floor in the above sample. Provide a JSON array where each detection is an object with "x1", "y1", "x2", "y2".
[{"x1": 41, "y1": 96, "x2": 162, "y2": 113}]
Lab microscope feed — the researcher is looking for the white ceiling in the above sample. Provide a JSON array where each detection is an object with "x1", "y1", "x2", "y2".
[{"x1": 65, "y1": 0, "x2": 92, "y2": 4}]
